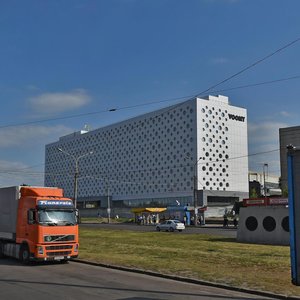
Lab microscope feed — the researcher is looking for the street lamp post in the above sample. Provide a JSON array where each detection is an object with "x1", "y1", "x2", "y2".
[
  {"x1": 58, "y1": 148, "x2": 93, "y2": 208},
  {"x1": 193, "y1": 156, "x2": 203, "y2": 226},
  {"x1": 106, "y1": 179, "x2": 111, "y2": 224}
]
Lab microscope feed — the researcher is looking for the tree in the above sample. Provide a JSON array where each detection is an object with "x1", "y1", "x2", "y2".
[
  {"x1": 249, "y1": 187, "x2": 258, "y2": 198},
  {"x1": 282, "y1": 185, "x2": 288, "y2": 197}
]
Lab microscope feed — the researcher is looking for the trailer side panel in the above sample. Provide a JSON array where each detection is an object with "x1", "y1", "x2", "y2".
[{"x1": 0, "y1": 186, "x2": 20, "y2": 240}]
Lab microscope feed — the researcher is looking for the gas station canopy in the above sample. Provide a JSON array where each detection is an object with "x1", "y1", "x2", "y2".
[{"x1": 131, "y1": 208, "x2": 167, "y2": 213}]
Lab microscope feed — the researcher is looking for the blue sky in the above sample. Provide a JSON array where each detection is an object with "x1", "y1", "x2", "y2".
[{"x1": 0, "y1": 0, "x2": 299, "y2": 186}]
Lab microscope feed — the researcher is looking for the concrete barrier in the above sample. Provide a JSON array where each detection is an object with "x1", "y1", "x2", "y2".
[{"x1": 237, "y1": 206, "x2": 289, "y2": 245}]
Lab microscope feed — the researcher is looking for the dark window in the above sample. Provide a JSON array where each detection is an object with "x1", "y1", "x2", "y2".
[
  {"x1": 263, "y1": 216, "x2": 276, "y2": 232},
  {"x1": 246, "y1": 216, "x2": 258, "y2": 231},
  {"x1": 281, "y1": 216, "x2": 289, "y2": 232}
]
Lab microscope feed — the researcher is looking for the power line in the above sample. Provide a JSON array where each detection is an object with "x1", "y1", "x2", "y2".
[
  {"x1": 1, "y1": 147, "x2": 281, "y2": 177},
  {"x1": 195, "y1": 37, "x2": 300, "y2": 96},
  {"x1": 1, "y1": 73, "x2": 299, "y2": 131},
  {"x1": 212, "y1": 75, "x2": 300, "y2": 94},
  {"x1": 2, "y1": 37, "x2": 298, "y2": 185},
  {"x1": 1, "y1": 33, "x2": 300, "y2": 132}
]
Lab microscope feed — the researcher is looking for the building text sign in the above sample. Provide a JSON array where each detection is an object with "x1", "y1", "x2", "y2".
[{"x1": 228, "y1": 114, "x2": 245, "y2": 122}]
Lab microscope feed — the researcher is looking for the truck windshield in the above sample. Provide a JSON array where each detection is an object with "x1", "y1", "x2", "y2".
[{"x1": 38, "y1": 209, "x2": 76, "y2": 226}]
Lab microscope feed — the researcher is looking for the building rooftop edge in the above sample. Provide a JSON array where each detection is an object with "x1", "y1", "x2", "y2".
[
  {"x1": 46, "y1": 94, "x2": 243, "y2": 146},
  {"x1": 279, "y1": 125, "x2": 300, "y2": 131}
]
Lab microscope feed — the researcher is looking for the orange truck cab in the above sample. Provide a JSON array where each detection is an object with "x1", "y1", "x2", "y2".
[{"x1": 0, "y1": 186, "x2": 79, "y2": 263}]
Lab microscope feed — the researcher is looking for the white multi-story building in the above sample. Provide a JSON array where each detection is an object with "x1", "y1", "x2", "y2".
[{"x1": 44, "y1": 95, "x2": 248, "y2": 214}]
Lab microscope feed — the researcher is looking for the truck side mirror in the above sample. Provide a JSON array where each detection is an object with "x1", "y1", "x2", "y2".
[{"x1": 28, "y1": 209, "x2": 36, "y2": 225}]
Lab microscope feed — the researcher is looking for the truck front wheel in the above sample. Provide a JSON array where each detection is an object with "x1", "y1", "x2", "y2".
[{"x1": 20, "y1": 245, "x2": 30, "y2": 264}]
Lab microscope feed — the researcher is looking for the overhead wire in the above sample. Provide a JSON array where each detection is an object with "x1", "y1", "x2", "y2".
[
  {"x1": 0, "y1": 74, "x2": 299, "y2": 131},
  {"x1": 195, "y1": 37, "x2": 300, "y2": 96},
  {"x1": 0, "y1": 147, "x2": 281, "y2": 177},
  {"x1": 2, "y1": 37, "x2": 299, "y2": 186},
  {"x1": 1, "y1": 37, "x2": 300, "y2": 131}
]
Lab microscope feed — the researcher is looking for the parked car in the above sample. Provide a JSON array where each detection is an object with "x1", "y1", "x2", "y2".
[{"x1": 156, "y1": 220, "x2": 185, "y2": 232}]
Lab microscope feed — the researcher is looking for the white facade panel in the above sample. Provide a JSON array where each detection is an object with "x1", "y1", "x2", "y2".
[
  {"x1": 196, "y1": 96, "x2": 248, "y2": 193},
  {"x1": 44, "y1": 95, "x2": 248, "y2": 207}
]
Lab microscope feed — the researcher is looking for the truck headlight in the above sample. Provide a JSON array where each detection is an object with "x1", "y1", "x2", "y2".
[
  {"x1": 37, "y1": 246, "x2": 44, "y2": 255},
  {"x1": 74, "y1": 244, "x2": 79, "y2": 253}
]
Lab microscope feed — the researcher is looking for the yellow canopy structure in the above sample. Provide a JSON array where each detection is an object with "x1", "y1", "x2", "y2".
[{"x1": 131, "y1": 207, "x2": 167, "y2": 214}]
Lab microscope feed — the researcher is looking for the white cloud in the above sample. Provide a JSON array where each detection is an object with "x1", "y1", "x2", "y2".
[
  {"x1": 25, "y1": 85, "x2": 41, "y2": 91},
  {"x1": 0, "y1": 125, "x2": 73, "y2": 148},
  {"x1": 248, "y1": 121, "x2": 287, "y2": 144},
  {"x1": 29, "y1": 89, "x2": 91, "y2": 114},
  {"x1": 248, "y1": 121, "x2": 288, "y2": 175},
  {"x1": 0, "y1": 125, "x2": 74, "y2": 186},
  {"x1": 0, "y1": 160, "x2": 27, "y2": 170},
  {"x1": 279, "y1": 111, "x2": 292, "y2": 117},
  {"x1": 0, "y1": 160, "x2": 44, "y2": 187}
]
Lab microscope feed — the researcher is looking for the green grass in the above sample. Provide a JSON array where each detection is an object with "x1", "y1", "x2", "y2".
[
  {"x1": 79, "y1": 227, "x2": 299, "y2": 297},
  {"x1": 81, "y1": 217, "x2": 134, "y2": 223}
]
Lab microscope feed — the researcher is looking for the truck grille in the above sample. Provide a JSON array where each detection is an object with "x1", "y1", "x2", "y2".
[
  {"x1": 44, "y1": 235, "x2": 75, "y2": 242},
  {"x1": 46, "y1": 251, "x2": 72, "y2": 257},
  {"x1": 45, "y1": 245, "x2": 73, "y2": 251}
]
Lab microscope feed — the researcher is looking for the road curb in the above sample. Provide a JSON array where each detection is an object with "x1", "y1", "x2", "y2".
[{"x1": 73, "y1": 259, "x2": 300, "y2": 300}]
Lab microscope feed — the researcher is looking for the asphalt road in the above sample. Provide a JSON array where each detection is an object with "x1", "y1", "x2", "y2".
[
  {"x1": 80, "y1": 222, "x2": 237, "y2": 238},
  {"x1": 0, "y1": 258, "x2": 274, "y2": 300}
]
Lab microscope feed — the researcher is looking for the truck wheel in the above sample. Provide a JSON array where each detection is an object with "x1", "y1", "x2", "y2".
[{"x1": 20, "y1": 245, "x2": 30, "y2": 264}]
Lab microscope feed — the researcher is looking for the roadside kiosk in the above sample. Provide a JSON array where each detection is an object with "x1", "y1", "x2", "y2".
[{"x1": 131, "y1": 208, "x2": 167, "y2": 225}]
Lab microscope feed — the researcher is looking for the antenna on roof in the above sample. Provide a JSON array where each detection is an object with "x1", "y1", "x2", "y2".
[{"x1": 83, "y1": 124, "x2": 91, "y2": 132}]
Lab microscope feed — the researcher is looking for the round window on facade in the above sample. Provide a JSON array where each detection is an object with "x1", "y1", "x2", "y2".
[
  {"x1": 281, "y1": 216, "x2": 289, "y2": 232},
  {"x1": 263, "y1": 216, "x2": 276, "y2": 232},
  {"x1": 245, "y1": 216, "x2": 258, "y2": 231}
]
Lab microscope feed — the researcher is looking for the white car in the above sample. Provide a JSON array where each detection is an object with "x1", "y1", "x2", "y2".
[{"x1": 156, "y1": 220, "x2": 185, "y2": 232}]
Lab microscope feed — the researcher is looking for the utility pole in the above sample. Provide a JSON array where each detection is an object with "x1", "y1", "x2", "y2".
[
  {"x1": 57, "y1": 148, "x2": 93, "y2": 208},
  {"x1": 107, "y1": 180, "x2": 111, "y2": 224},
  {"x1": 193, "y1": 173, "x2": 198, "y2": 226},
  {"x1": 74, "y1": 162, "x2": 78, "y2": 207},
  {"x1": 193, "y1": 156, "x2": 203, "y2": 226}
]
